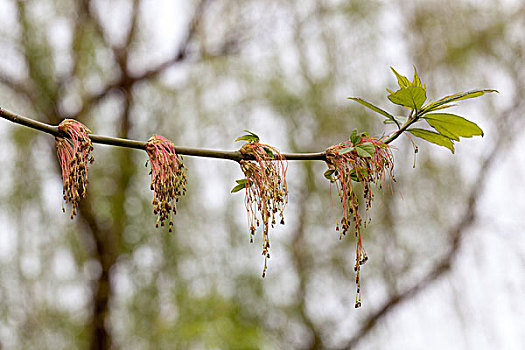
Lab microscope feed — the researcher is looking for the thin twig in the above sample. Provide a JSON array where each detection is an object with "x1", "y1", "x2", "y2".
[
  {"x1": 0, "y1": 106, "x2": 326, "y2": 161},
  {"x1": 384, "y1": 115, "x2": 419, "y2": 145},
  {"x1": 0, "y1": 107, "x2": 59, "y2": 135}
]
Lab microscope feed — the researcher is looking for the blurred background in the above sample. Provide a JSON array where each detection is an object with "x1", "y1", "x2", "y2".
[{"x1": 0, "y1": 0, "x2": 524, "y2": 349}]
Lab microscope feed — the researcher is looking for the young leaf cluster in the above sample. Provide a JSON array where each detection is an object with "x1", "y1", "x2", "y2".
[
  {"x1": 349, "y1": 67, "x2": 497, "y2": 153},
  {"x1": 336, "y1": 129, "x2": 376, "y2": 158}
]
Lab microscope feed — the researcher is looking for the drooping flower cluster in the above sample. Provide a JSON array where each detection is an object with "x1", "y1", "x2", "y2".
[
  {"x1": 145, "y1": 135, "x2": 187, "y2": 232},
  {"x1": 238, "y1": 142, "x2": 288, "y2": 278},
  {"x1": 55, "y1": 119, "x2": 94, "y2": 219},
  {"x1": 325, "y1": 134, "x2": 394, "y2": 307}
]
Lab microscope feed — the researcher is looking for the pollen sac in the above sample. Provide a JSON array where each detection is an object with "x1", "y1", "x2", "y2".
[
  {"x1": 55, "y1": 119, "x2": 94, "y2": 219},
  {"x1": 146, "y1": 135, "x2": 187, "y2": 232}
]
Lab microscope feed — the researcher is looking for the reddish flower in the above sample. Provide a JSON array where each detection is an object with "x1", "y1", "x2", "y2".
[
  {"x1": 325, "y1": 136, "x2": 394, "y2": 307},
  {"x1": 239, "y1": 142, "x2": 288, "y2": 278},
  {"x1": 145, "y1": 135, "x2": 187, "y2": 232},
  {"x1": 55, "y1": 119, "x2": 94, "y2": 219}
]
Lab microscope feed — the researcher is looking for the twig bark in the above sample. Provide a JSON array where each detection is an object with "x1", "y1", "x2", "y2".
[{"x1": 0, "y1": 106, "x2": 326, "y2": 161}]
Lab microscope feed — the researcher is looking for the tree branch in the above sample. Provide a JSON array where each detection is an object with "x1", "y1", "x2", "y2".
[
  {"x1": 0, "y1": 73, "x2": 34, "y2": 102},
  {"x1": 0, "y1": 106, "x2": 59, "y2": 135},
  {"x1": 71, "y1": 0, "x2": 213, "y2": 119},
  {"x1": 0, "y1": 106, "x2": 326, "y2": 161}
]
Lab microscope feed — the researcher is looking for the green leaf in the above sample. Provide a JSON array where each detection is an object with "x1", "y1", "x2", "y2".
[
  {"x1": 243, "y1": 129, "x2": 259, "y2": 137},
  {"x1": 411, "y1": 66, "x2": 424, "y2": 88},
  {"x1": 422, "y1": 89, "x2": 498, "y2": 113},
  {"x1": 407, "y1": 128, "x2": 455, "y2": 153},
  {"x1": 235, "y1": 130, "x2": 260, "y2": 143},
  {"x1": 348, "y1": 97, "x2": 399, "y2": 126},
  {"x1": 349, "y1": 169, "x2": 359, "y2": 182},
  {"x1": 349, "y1": 168, "x2": 369, "y2": 182},
  {"x1": 422, "y1": 103, "x2": 456, "y2": 112},
  {"x1": 231, "y1": 179, "x2": 247, "y2": 193},
  {"x1": 324, "y1": 169, "x2": 335, "y2": 181},
  {"x1": 235, "y1": 135, "x2": 259, "y2": 142},
  {"x1": 355, "y1": 142, "x2": 376, "y2": 158},
  {"x1": 388, "y1": 86, "x2": 427, "y2": 111},
  {"x1": 338, "y1": 146, "x2": 354, "y2": 155},
  {"x1": 423, "y1": 113, "x2": 483, "y2": 141},
  {"x1": 262, "y1": 146, "x2": 274, "y2": 158},
  {"x1": 390, "y1": 67, "x2": 410, "y2": 88},
  {"x1": 349, "y1": 129, "x2": 360, "y2": 145}
]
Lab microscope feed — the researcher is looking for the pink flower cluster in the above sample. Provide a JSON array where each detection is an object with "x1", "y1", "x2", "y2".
[
  {"x1": 239, "y1": 142, "x2": 288, "y2": 278},
  {"x1": 326, "y1": 137, "x2": 394, "y2": 308},
  {"x1": 55, "y1": 119, "x2": 94, "y2": 218},
  {"x1": 145, "y1": 135, "x2": 187, "y2": 232}
]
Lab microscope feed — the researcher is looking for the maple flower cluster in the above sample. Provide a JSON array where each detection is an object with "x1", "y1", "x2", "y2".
[
  {"x1": 145, "y1": 135, "x2": 187, "y2": 232},
  {"x1": 239, "y1": 142, "x2": 288, "y2": 278},
  {"x1": 325, "y1": 136, "x2": 394, "y2": 307},
  {"x1": 55, "y1": 119, "x2": 94, "y2": 219}
]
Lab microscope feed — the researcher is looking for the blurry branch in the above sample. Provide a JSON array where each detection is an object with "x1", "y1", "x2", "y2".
[
  {"x1": 0, "y1": 106, "x2": 326, "y2": 161},
  {"x1": 76, "y1": 196, "x2": 115, "y2": 349},
  {"x1": 73, "y1": 0, "x2": 214, "y2": 118},
  {"x1": 75, "y1": 4, "x2": 145, "y2": 348},
  {"x1": 123, "y1": 0, "x2": 142, "y2": 51},
  {"x1": 290, "y1": 172, "x2": 324, "y2": 349},
  {"x1": 0, "y1": 74, "x2": 34, "y2": 102},
  {"x1": 341, "y1": 101, "x2": 520, "y2": 349}
]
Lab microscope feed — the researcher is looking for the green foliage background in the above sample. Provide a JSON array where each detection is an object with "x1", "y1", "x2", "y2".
[{"x1": 0, "y1": 0, "x2": 523, "y2": 349}]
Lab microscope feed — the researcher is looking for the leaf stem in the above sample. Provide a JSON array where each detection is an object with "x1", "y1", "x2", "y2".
[{"x1": 384, "y1": 111, "x2": 420, "y2": 145}]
